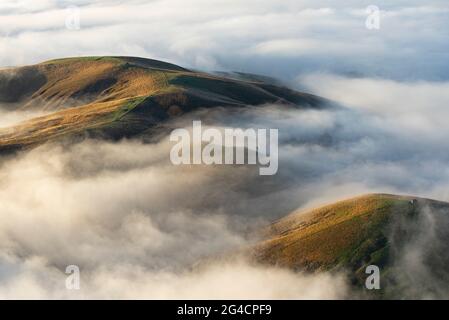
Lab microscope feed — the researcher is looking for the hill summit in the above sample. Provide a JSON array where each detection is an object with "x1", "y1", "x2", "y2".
[{"x1": 254, "y1": 193, "x2": 449, "y2": 298}]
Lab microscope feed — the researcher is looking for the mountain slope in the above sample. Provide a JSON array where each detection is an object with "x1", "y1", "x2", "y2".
[
  {"x1": 253, "y1": 194, "x2": 449, "y2": 298},
  {"x1": 0, "y1": 56, "x2": 323, "y2": 152}
]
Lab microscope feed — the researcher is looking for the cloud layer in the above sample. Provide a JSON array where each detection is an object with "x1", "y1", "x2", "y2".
[
  {"x1": 0, "y1": 130, "x2": 353, "y2": 299},
  {"x1": 2, "y1": 96, "x2": 449, "y2": 298},
  {"x1": 1, "y1": 1, "x2": 448, "y2": 81}
]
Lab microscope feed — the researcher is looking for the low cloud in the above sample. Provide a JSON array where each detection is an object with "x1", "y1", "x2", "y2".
[
  {"x1": 0, "y1": 135, "x2": 350, "y2": 299},
  {"x1": 0, "y1": 256, "x2": 348, "y2": 299},
  {"x1": 298, "y1": 73, "x2": 449, "y2": 135},
  {"x1": 385, "y1": 205, "x2": 449, "y2": 299},
  {"x1": 1, "y1": 90, "x2": 449, "y2": 297},
  {"x1": 1, "y1": 0, "x2": 449, "y2": 299}
]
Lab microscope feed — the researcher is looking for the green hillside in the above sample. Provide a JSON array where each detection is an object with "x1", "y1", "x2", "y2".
[
  {"x1": 0, "y1": 56, "x2": 323, "y2": 153},
  {"x1": 253, "y1": 194, "x2": 449, "y2": 298}
]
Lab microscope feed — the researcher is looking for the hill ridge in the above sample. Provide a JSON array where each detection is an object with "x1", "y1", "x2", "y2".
[{"x1": 0, "y1": 56, "x2": 324, "y2": 153}]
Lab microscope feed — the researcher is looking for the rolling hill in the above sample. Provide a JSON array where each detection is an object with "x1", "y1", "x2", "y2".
[
  {"x1": 0, "y1": 56, "x2": 323, "y2": 153},
  {"x1": 253, "y1": 194, "x2": 449, "y2": 298}
]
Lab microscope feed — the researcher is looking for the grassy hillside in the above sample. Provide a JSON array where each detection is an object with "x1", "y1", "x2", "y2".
[
  {"x1": 253, "y1": 194, "x2": 449, "y2": 298},
  {"x1": 0, "y1": 56, "x2": 323, "y2": 152}
]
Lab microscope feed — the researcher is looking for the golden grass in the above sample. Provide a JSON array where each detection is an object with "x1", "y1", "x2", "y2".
[
  {"x1": 254, "y1": 194, "x2": 414, "y2": 271},
  {"x1": 24, "y1": 58, "x2": 177, "y2": 110},
  {"x1": 0, "y1": 97, "x2": 138, "y2": 147}
]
